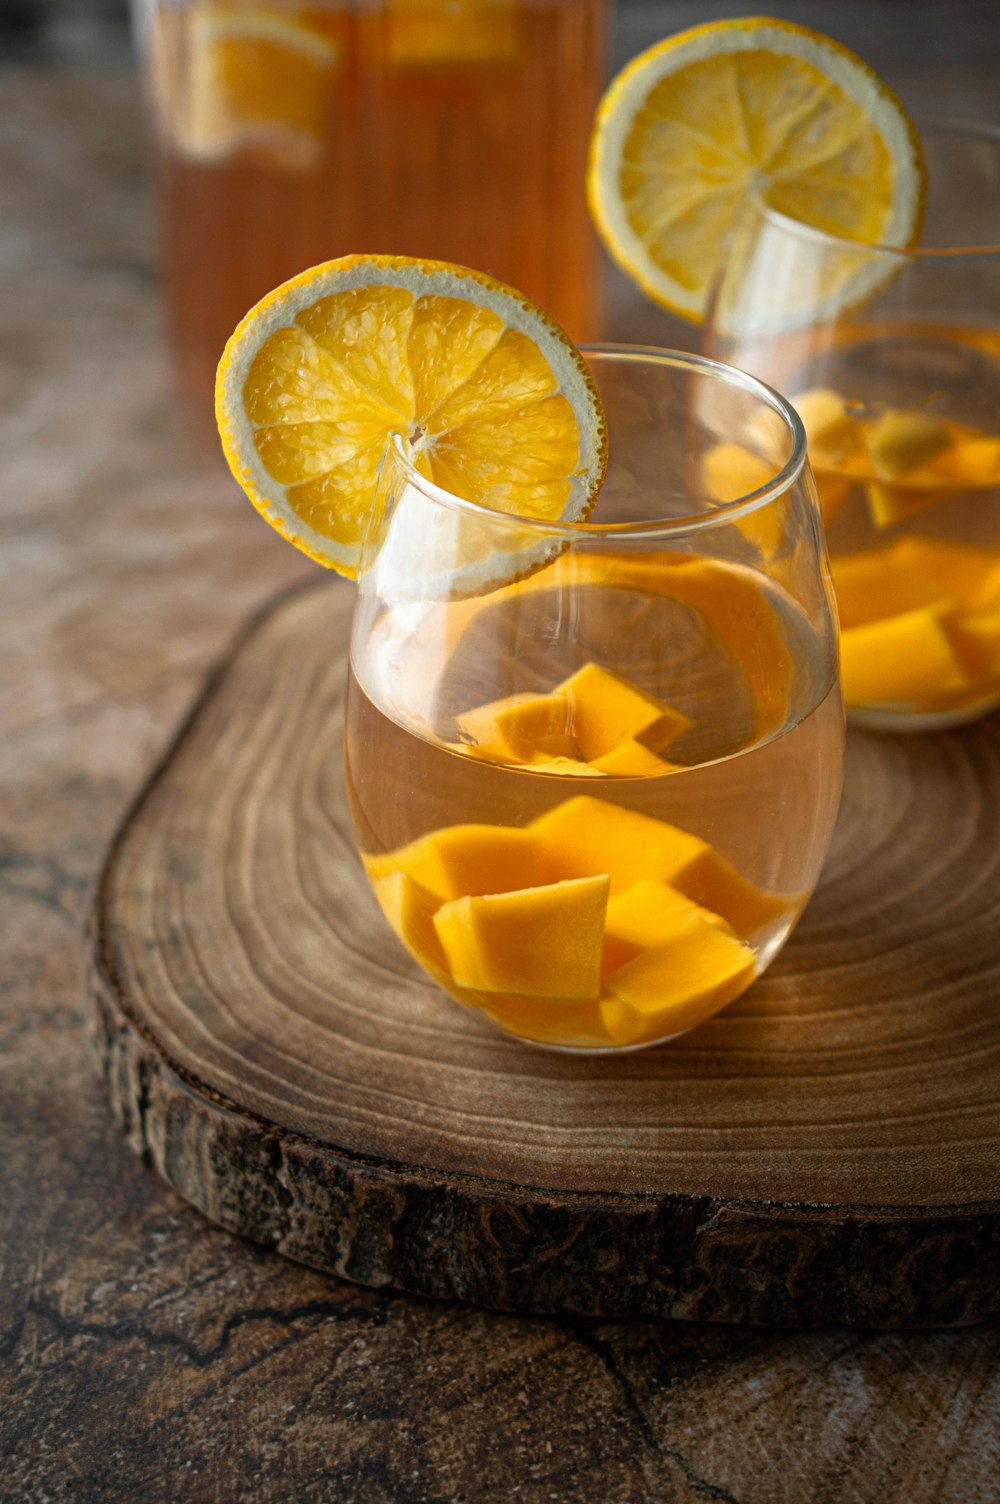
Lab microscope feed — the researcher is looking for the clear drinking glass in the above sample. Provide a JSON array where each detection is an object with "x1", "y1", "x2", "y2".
[
  {"x1": 344, "y1": 347, "x2": 844, "y2": 1053},
  {"x1": 708, "y1": 122, "x2": 1000, "y2": 731},
  {"x1": 133, "y1": 0, "x2": 607, "y2": 408}
]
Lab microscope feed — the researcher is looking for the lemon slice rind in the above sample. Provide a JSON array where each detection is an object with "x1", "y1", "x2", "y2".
[
  {"x1": 588, "y1": 17, "x2": 925, "y2": 330},
  {"x1": 215, "y1": 254, "x2": 608, "y2": 591}
]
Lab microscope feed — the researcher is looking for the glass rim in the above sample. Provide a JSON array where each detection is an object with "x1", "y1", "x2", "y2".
[
  {"x1": 383, "y1": 344, "x2": 809, "y2": 541},
  {"x1": 750, "y1": 118, "x2": 1000, "y2": 261}
]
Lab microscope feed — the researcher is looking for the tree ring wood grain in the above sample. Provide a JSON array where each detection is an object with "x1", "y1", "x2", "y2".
[{"x1": 86, "y1": 579, "x2": 1000, "y2": 1327}]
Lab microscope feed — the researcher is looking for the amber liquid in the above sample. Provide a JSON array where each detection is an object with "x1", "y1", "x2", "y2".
[
  {"x1": 345, "y1": 571, "x2": 844, "y2": 1047},
  {"x1": 151, "y1": 0, "x2": 606, "y2": 407}
]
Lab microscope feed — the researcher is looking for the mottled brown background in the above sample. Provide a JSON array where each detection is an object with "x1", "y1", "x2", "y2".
[{"x1": 2, "y1": 3, "x2": 1000, "y2": 1500}]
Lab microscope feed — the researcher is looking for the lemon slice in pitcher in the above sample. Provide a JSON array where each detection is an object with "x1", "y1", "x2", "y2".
[
  {"x1": 216, "y1": 254, "x2": 608, "y2": 580},
  {"x1": 587, "y1": 18, "x2": 925, "y2": 323}
]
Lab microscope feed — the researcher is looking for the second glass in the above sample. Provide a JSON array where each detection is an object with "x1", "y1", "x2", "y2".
[
  {"x1": 345, "y1": 348, "x2": 843, "y2": 1052},
  {"x1": 708, "y1": 123, "x2": 1000, "y2": 731}
]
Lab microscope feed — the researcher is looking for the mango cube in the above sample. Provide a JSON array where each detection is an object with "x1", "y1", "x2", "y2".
[
  {"x1": 866, "y1": 480, "x2": 953, "y2": 529},
  {"x1": 529, "y1": 796, "x2": 784, "y2": 936},
  {"x1": 432, "y1": 874, "x2": 610, "y2": 999},
  {"x1": 554, "y1": 662, "x2": 689, "y2": 759},
  {"x1": 472, "y1": 993, "x2": 614, "y2": 1048},
  {"x1": 701, "y1": 442, "x2": 774, "y2": 503},
  {"x1": 372, "y1": 872, "x2": 449, "y2": 978},
  {"x1": 456, "y1": 691, "x2": 575, "y2": 763},
  {"x1": 794, "y1": 387, "x2": 865, "y2": 464},
  {"x1": 839, "y1": 607, "x2": 969, "y2": 707},
  {"x1": 601, "y1": 878, "x2": 732, "y2": 975},
  {"x1": 590, "y1": 740, "x2": 672, "y2": 777},
  {"x1": 868, "y1": 410, "x2": 953, "y2": 480},
  {"x1": 527, "y1": 755, "x2": 603, "y2": 777},
  {"x1": 831, "y1": 547, "x2": 955, "y2": 630},
  {"x1": 600, "y1": 912, "x2": 756, "y2": 1046},
  {"x1": 944, "y1": 603, "x2": 1000, "y2": 682},
  {"x1": 363, "y1": 823, "x2": 547, "y2": 901},
  {"x1": 813, "y1": 471, "x2": 851, "y2": 527},
  {"x1": 889, "y1": 536, "x2": 1000, "y2": 612},
  {"x1": 928, "y1": 435, "x2": 1000, "y2": 486}
]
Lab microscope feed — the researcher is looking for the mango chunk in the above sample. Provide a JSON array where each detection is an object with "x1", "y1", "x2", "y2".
[
  {"x1": 794, "y1": 387, "x2": 865, "y2": 465},
  {"x1": 602, "y1": 878, "x2": 732, "y2": 976},
  {"x1": 943, "y1": 603, "x2": 1000, "y2": 681},
  {"x1": 432, "y1": 875, "x2": 609, "y2": 999},
  {"x1": 555, "y1": 662, "x2": 689, "y2": 759},
  {"x1": 529, "y1": 796, "x2": 784, "y2": 936},
  {"x1": 600, "y1": 913, "x2": 756, "y2": 1046},
  {"x1": 868, "y1": 410, "x2": 953, "y2": 480},
  {"x1": 590, "y1": 740, "x2": 673, "y2": 776},
  {"x1": 831, "y1": 547, "x2": 955, "y2": 630},
  {"x1": 529, "y1": 796, "x2": 708, "y2": 895},
  {"x1": 889, "y1": 536, "x2": 1000, "y2": 612},
  {"x1": 364, "y1": 824, "x2": 547, "y2": 901},
  {"x1": 866, "y1": 480, "x2": 954, "y2": 529},
  {"x1": 702, "y1": 442, "x2": 774, "y2": 504},
  {"x1": 927, "y1": 435, "x2": 1000, "y2": 486},
  {"x1": 372, "y1": 872, "x2": 449, "y2": 978},
  {"x1": 839, "y1": 607, "x2": 969, "y2": 707},
  {"x1": 527, "y1": 755, "x2": 603, "y2": 777},
  {"x1": 813, "y1": 471, "x2": 851, "y2": 527},
  {"x1": 456, "y1": 692, "x2": 575, "y2": 763},
  {"x1": 472, "y1": 992, "x2": 615, "y2": 1048}
]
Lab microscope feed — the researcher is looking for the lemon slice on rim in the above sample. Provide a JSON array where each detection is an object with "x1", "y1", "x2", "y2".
[
  {"x1": 215, "y1": 254, "x2": 608, "y2": 581},
  {"x1": 587, "y1": 17, "x2": 925, "y2": 324}
]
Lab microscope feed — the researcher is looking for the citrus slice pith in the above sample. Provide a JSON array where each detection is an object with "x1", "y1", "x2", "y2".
[
  {"x1": 215, "y1": 254, "x2": 608, "y2": 580},
  {"x1": 587, "y1": 17, "x2": 925, "y2": 324}
]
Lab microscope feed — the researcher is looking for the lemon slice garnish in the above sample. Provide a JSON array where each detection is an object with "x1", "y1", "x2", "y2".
[
  {"x1": 215, "y1": 254, "x2": 608, "y2": 582},
  {"x1": 587, "y1": 18, "x2": 925, "y2": 325}
]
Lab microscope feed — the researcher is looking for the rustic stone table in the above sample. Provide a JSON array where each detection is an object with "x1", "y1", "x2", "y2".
[{"x1": 2, "y1": 16, "x2": 999, "y2": 1502}]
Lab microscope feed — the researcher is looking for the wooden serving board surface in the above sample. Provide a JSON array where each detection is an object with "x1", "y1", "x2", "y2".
[{"x1": 87, "y1": 579, "x2": 1000, "y2": 1327}]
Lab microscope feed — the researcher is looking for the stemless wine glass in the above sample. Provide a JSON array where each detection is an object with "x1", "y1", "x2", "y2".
[
  {"x1": 708, "y1": 122, "x2": 1000, "y2": 731},
  {"x1": 344, "y1": 347, "x2": 843, "y2": 1053}
]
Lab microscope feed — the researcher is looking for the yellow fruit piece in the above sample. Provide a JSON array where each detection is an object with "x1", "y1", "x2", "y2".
[
  {"x1": 526, "y1": 756, "x2": 604, "y2": 777},
  {"x1": 702, "y1": 443, "x2": 775, "y2": 504},
  {"x1": 927, "y1": 435, "x2": 1000, "y2": 486},
  {"x1": 830, "y1": 547, "x2": 955, "y2": 629},
  {"x1": 372, "y1": 871, "x2": 449, "y2": 978},
  {"x1": 943, "y1": 604, "x2": 1000, "y2": 683},
  {"x1": 587, "y1": 18, "x2": 924, "y2": 323},
  {"x1": 701, "y1": 443, "x2": 785, "y2": 559},
  {"x1": 868, "y1": 410, "x2": 953, "y2": 480},
  {"x1": 154, "y1": 7, "x2": 342, "y2": 167},
  {"x1": 814, "y1": 471, "x2": 851, "y2": 526},
  {"x1": 471, "y1": 993, "x2": 615, "y2": 1048},
  {"x1": 866, "y1": 480, "x2": 956, "y2": 529},
  {"x1": 889, "y1": 536, "x2": 1000, "y2": 612},
  {"x1": 387, "y1": 0, "x2": 520, "y2": 66},
  {"x1": 363, "y1": 824, "x2": 547, "y2": 901},
  {"x1": 216, "y1": 254, "x2": 607, "y2": 579},
  {"x1": 555, "y1": 662, "x2": 689, "y2": 759},
  {"x1": 839, "y1": 606, "x2": 970, "y2": 707},
  {"x1": 600, "y1": 912, "x2": 756, "y2": 1046},
  {"x1": 590, "y1": 741, "x2": 673, "y2": 776},
  {"x1": 529, "y1": 795, "x2": 784, "y2": 936},
  {"x1": 456, "y1": 692, "x2": 575, "y2": 763},
  {"x1": 794, "y1": 387, "x2": 866, "y2": 465},
  {"x1": 432, "y1": 875, "x2": 610, "y2": 998},
  {"x1": 601, "y1": 877, "x2": 733, "y2": 975}
]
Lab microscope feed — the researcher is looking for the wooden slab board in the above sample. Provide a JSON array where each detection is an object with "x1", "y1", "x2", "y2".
[{"x1": 87, "y1": 579, "x2": 1000, "y2": 1327}]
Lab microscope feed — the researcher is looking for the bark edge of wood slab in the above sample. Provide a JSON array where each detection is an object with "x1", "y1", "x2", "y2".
[{"x1": 85, "y1": 579, "x2": 1000, "y2": 1328}]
